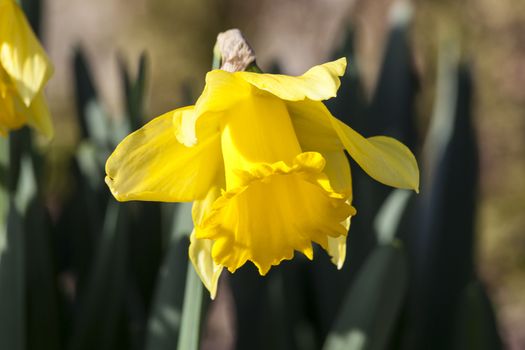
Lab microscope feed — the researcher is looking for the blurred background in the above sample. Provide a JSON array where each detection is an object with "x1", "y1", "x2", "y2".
[{"x1": 1, "y1": 0, "x2": 524, "y2": 349}]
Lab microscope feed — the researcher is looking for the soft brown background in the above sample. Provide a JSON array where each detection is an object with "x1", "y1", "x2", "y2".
[{"x1": 41, "y1": 0, "x2": 525, "y2": 348}]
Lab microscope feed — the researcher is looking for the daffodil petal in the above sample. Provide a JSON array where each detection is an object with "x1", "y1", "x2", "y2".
[
  {"x1": 0, "y1": 89, "x2": 23, "y2": 135},
  {"x1": 290, "y1": 100, "x2": 419, "y2": 191},
  {"x1": 322, "y1": 150, "x2": 352, "y2": 268},
  {"x1": 320, "y1": 150, "x2": 352, "y2": 196},
  {"x1": 236, "y1": 58, "x2": 347, "y2": 101},
  {"x1": 0, "y1": 0, "x2": 53, "y2": 106},
  {"x1": 24, "y1": 91, "x2": 53, "y2": 139},
  {"x1": 327, "y1": 235, "x2": 347, "y2": 270},
  {"x1": 287, "y1": 100, "x2": 342, "y2": 151},
  {"x1": 176, "y1": 69, "x2": 250, "y2": 147},
  {"x1": 189, "y1": 183, "x2": 224, "y2": 299},
  {"x1": 189, "y1": 230, "x2": 223, "y2": 299},
  {"x1": 192, "y1": 182, "x2": 223, "y2": 224},
  {"x1": 196, "y1": 69, "x2": 250, "y2": 115},
  {"x1": 333, "y1": 121, "x2": 420, "y2": 192},
  {"x1": 105, "y1": 106, "x2": 223, "y2": 202}
]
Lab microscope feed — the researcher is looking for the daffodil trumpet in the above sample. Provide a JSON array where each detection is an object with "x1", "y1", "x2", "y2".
[
  {"x1": 0, "y1": 0, "x2": 54, "y2": 137},
  {"x1": 105, "y1": 57, "x2": 419, "y2": 299}
]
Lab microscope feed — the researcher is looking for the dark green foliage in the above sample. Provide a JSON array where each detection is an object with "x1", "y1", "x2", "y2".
[
  {"x1": 68, "y1": 201, "x2": 129, "y2": 350},
  {"x1": 63, "y1": 47, "x2": 165, "y2": 350},
  {"x1": 368, "y1": 25, "x2": 418, "y2": 149},
  {"x1": 73, "y1": 48, "x2": 102, "y2": 141},
  {"x1": 7, "y1": 129, "x2": 27, "y2": 192},
  {"x1": 20, "y1": 0, "x2": 41, "y2": 36},
  {"x1": 323, "y1": 243, "x2": 408, "y2": 350},
  {"x1": 0, "y1": 199, "x2": 25, "y2": 350},
  {"x1": 145, "y1": 203, "x2": 193, "y2": 350},
  {"x1": 454, "y1": 281, "x2": 502, "y2": 350},
  {"x1": 145, "y1": 230, "x2": 189, "y2": 350},
  {"x1": 230, "y1": 264, "x2": 301, "y2": 350},
  {"x1": 397, "y1": 56, "x2": 501, "y2": 350},
  {"x1": 25, "y1": 197, "x2": 62, "y2": 350},
  {"x1": 120, "y1": 53, "x2": 149, "y2": 132}
]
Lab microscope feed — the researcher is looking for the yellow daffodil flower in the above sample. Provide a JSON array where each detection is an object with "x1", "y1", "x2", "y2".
[
  {"x1": 105, "y1": 58, "x2": 419, "y2": 298},
  {"x1": 0, "y1": 0, "x2": 53, "y2": 137}
]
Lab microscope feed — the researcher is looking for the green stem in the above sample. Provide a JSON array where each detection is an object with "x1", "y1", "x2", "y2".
[
  {"x1": 245, "y1": 62, "x2": 263, "y2": 73},
  {"x1": 175, "y1": 202, "x2": 206, "y2": 350},
  {"x1": 212, "y1": 43, "x2": 221, "y2": 70},
  {"x1": 177, "y1": 264, "x2": 205, "y2": 350}
]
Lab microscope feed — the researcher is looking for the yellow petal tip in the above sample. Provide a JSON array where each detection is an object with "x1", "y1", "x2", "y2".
[
  {"x1": 104, "y1": 175, "x2": 131, "y2": 202},
  {"x1": 210, "y1": 291, "x2": 217, "y2": 300},
  {"x1": 333, "y1": 57, "x2": 348, "y2": 76}
]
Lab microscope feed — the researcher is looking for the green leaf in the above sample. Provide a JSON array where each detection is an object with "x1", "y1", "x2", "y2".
[
  {"x1": 374, "y1": 189, "x2": 412, "y2": 244},
  {"x1": 15, "y1": 151, "x2": 60, "y2": 350},
  {"x1": 75, "y1": 141, "x2": 108, "y2": 190},
  {"x1": 146, "y1": 202, "x2": 194, "y2": 350},
  {"x1": 145, "y1": 236, "x2": 188, "y2": 350},
  {"x1": 14, "y1": 155, "x2": 37, "y2": 215},
  {"x1": 368, "y1": 1, "x2": 417, "y2": 149},
  {"x1": 454, "y1": 281, "x2": 502, "y2": 350},
  {"x1": 0, "y1": 137, "x2": 9, "y2": 206},
  {"x1": 323, "y1": 243, "x2": 408, "y2": 350},
  {"x1": 69, "y1": 200, "x2": 128, "y2": 350},
  {"x1": 120, "y1": 52, "x2": 148, "y2": 132},
  {"x1": 0, "y1": 199, "x2": 25, "y2": 350},
  {"x1": 7, "y1": 128, "x2": 33, "y2": 193},
  {"x1": 73, "y1": 48, "x2": 111, "y2": 147},
  {"x1": 133, "y1": 53, "x2": 148, "y2": 127},
  {"x1": 25, "y1": 198, "x2": 61, "y2": 350},
  {"x1": 20, "y1": 0, "x2": 42, "y2": 38}
]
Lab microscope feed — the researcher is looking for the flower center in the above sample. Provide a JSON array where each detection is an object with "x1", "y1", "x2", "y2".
[{"x1": 195, "y1": 152, "x2": 355, "y2": 275}]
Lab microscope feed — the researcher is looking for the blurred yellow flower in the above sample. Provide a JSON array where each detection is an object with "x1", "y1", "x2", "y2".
[
  {"x1": 0, "y1": 0, "x2": 53, "y2": 137},
  {"x1": 105, "y1": 58, "x2": 419, "y2": 298}
]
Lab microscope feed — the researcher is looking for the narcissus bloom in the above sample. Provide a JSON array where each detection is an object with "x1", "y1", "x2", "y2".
[
  {"x1": 0, "y1": 0, "x2": 53, "y2": 137},
  {"x1": 106, "y1": 58, "x2": 419, "y2": 298}
]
